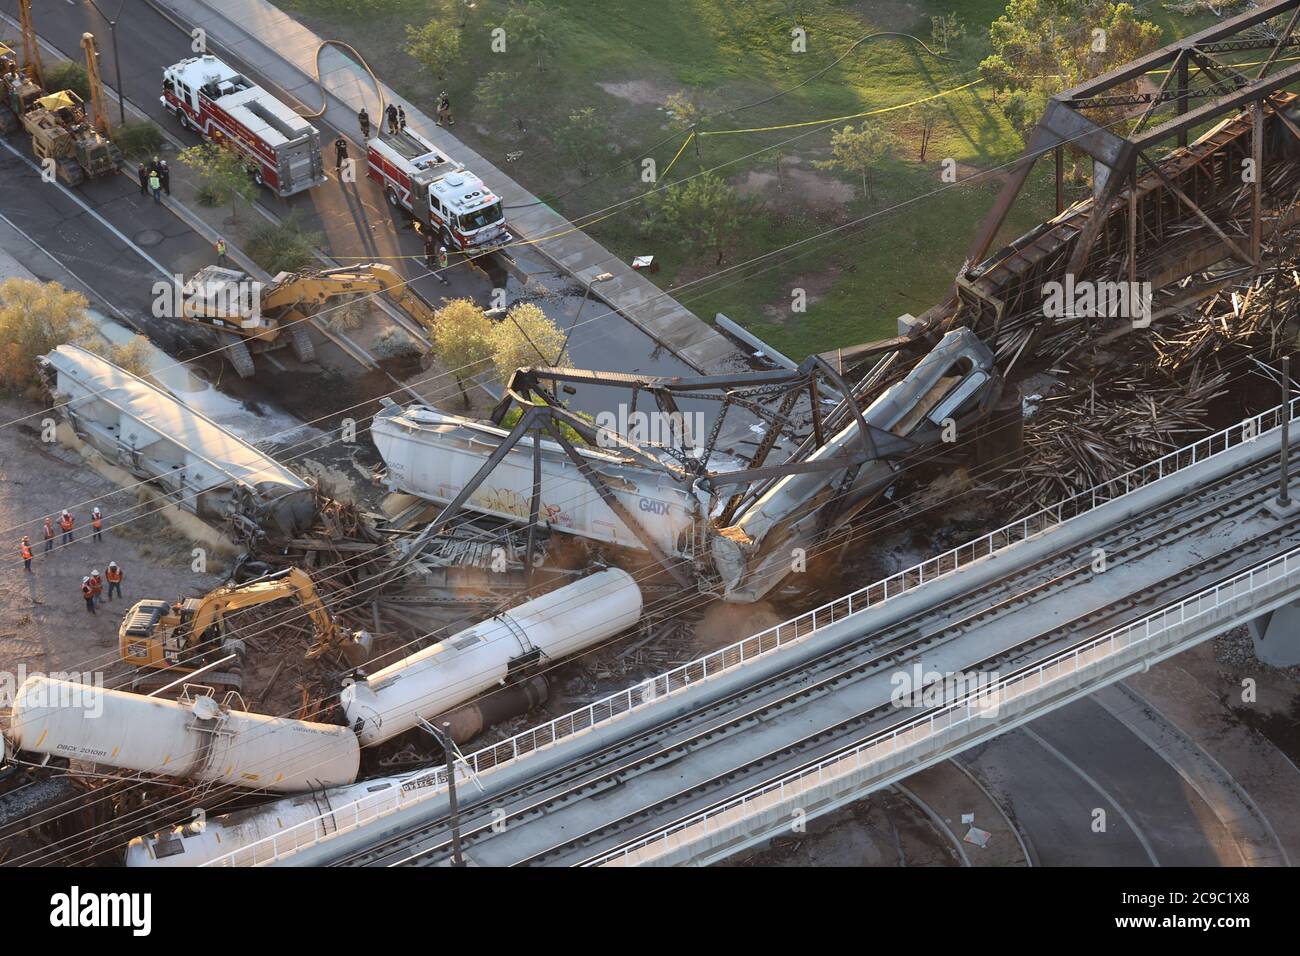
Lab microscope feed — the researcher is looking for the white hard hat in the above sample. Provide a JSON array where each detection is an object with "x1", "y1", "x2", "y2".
[
  {"x1": 62, "y1": 510, "x2": 70, "y2": 516},
  {"x1": 93, "y1": 507, "x2": 101, "y2": 514},
  {"x1": 108, "y1": 561, "x2": 118, "y2": 568},
  {"x1": 82, "y1": 576, "x2": 89, "y2": 584},
  {"x1": 92, "y1": 569, "x2": 100, "y2": 576}
]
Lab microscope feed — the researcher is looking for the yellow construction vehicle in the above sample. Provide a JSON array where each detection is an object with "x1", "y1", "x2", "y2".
[
  {"x1": 18, "y1": 34, "x2": 121, "y2": 187},
  {"x1": 176, "y1": 262, "x2": 437, "y2": 378},
  {"x1": 0, "y1": 0, "x2": 45, "y2": 135},
  {"x1": 119, "y1": 568, "x2": 370, "y2": 690}
]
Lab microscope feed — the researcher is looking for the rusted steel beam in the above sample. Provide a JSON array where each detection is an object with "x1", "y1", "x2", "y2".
[
  {"x1": 1063, "y1": 0, "x2": 1299, "y2": 99},
  {"x1": 1253, "y1": 101, "x2": 1264, "y2": 265},
  {"x1": 1135, "y1": 59, "x2": 1300, "y2": 148},
  {"x1": 1138, "y1": 150, "x2": 1254, "y2": 266}
]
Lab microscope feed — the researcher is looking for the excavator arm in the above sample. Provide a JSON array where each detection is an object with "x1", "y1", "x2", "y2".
[
  {"x1": 190, "y1": 568, "x2": 339, "y2": 644},
  {"x1": 259, "y1": 263, "x2": 438, "y2": 331}
]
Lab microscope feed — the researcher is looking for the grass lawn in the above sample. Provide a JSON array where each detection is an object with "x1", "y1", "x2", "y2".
[{"x1": 282, "y1": 0, "x2": 1210, "y2": 359}]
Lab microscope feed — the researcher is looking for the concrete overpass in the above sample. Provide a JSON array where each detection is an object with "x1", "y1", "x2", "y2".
[{"x1": 202, "y1": 396, "x2": 1300, "y2": 867}]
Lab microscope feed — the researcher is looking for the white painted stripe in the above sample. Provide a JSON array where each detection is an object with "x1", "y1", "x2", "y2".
[{"x1": 0, "y1": 139, "x2": 173, "y2": 279}]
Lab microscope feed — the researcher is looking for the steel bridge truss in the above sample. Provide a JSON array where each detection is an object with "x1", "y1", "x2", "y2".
[{"x1": 893, "y1": 0, "x2": 1300, "y2": 374}]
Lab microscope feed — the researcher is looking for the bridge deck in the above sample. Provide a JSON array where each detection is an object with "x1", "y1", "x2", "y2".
[{"x1": 328, "y1": 422, "x2": 1299, "y2": 867}]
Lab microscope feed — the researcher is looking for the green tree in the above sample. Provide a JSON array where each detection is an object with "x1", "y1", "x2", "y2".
[
  {"x1": 178, "y1": 143, "x2": 258, "y2": 224},
  {"x1": 405, "y1": 18, "x2": 462, "y2": 80},
  {"x1": 644, "y1": 171, "x2": 742, "y2": 265},
  {"x1": 475, "y1": 71, "x2": 528, "y2": 131},
  {"x1": 556, "y1": 107, "x2": 609, "y2": 177},
  {"x1": 0, "y1": 279, "x2": 95, "y2": 399},
  {"x1": 980, "y1": 0, "x2": 1162, "y2": 138},
  {"x1": 663, "y1": 91, "x2": 703, "y2": 132},
  {"x1": 930, "y1": 12, "x2": 966, "y2": 53},
  {"x1": 430, "y1": 298, "x2": 494, "y2": 407},
  {"x1": 502, "y1": 2, "x2": 559, "y2": 70},
  {"x1": 815, "y1": 123, "x2": 899, "y2": 199},
  {"x1": 489, "y1": 302, "x2": 566, "y2": 379}
]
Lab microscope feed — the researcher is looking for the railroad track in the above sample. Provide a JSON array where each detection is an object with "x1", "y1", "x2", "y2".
[{"x1": 325, "y1": 452, "x2": 1289, "y2": 867}]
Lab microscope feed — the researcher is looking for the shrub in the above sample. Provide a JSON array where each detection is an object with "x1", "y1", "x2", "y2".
[
  {"x1": 45, "y1": 62, "x2": 89, "y2": 103},
  {"x1": 113, "y1": 121, "x2": 164, "y2": 160},
  {"x1": 245, "y1": 212, "x2": 322, "y2": 275}
]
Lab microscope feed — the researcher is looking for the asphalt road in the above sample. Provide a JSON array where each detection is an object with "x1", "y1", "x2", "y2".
[
  {"x1": 963, "y1": 695, "x2": 1243, "y2": 866},
  {"x1": 0, "y1": 0, "x2": 705, "y2": 390}
]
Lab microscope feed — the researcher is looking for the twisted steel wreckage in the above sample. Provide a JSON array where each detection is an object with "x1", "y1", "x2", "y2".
[
  {"x1": 375, "y1": 1, "x2": 1300, "y2": 603},
  {"x1": 18, "y1": 1, "x2": 1300, "y2": 864}
]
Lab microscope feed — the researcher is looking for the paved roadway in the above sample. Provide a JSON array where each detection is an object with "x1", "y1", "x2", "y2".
[
  {"x1": 0, "y1": 0, "x2": 710, "y2": 397},
  {"x1": 963, "y1": 696, "x2": 1242, "y2": 866}
]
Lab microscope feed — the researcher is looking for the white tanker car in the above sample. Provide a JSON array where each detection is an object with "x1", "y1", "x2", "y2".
[
  {"x1": 341, "y1": 567, "x2": 642, "y2": 746},
  {"x1": 125, "y1": 765, "x2": 448, "y2": 867},
  {"x1": 6, "y1": 677, "x2": 360, "y2": 793},
  {"x1": 4, "y1": 572, "x2": 643, "y2": 862}
]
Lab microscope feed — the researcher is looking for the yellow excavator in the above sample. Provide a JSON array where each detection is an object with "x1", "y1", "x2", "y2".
[
  {"x1": 18, "y1": 34, "x2": 121, "y2": 186},
  {"x1": 0, "y1": 0, "x2": 45, "y2": 135},
  {"x1": 176, "y1": 262, "x2": 438, "y2": 378},
  {"x1": 119, "y1": 568, "x2": 371, "y2": 691}
]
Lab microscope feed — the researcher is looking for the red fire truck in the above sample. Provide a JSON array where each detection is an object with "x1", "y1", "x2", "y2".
[
  {"x1": 367, "y1": 126, "x2": 509, "y2": 252},
  {"x1": 161, "y1": 55, "x2": 326, "y2": 198}
]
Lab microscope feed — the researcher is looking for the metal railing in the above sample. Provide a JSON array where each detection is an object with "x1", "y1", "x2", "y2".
[
  {"x1": 587, "y1": 540, "x2": 1300, "y2": 866},
  {"x1": 203, "y1": 396, "x2": 1296, "y2": 866}
]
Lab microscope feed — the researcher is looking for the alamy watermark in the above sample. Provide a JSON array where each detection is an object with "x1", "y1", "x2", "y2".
[
  {"x1": 889, "y1": 663, "x2": 1001, "y2": 717},
  {"x1": 1042, "y1": 274, "x2": 1152, "y2": 329},
  {"x1": 152, "y1": 274, "x2": 262, "y2": 321},
  {"x1": 1, "y1": 666, "x2": 105, "y2": 718},
  {"x1": 594, "y1": 406, "x2": 707, "y2": 457}
]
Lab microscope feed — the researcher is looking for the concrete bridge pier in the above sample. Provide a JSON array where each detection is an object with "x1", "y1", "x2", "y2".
[{"x1": 1248, "y1": 603, "x2": 1300, "y2": 667}]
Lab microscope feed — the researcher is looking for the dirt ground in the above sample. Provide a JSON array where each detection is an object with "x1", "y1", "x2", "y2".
[
  {"x1": 719, "y1": 787, "x2": 961, "y2": 867},
  {"x1": 0, "y1": 397, "x2": 222, "y2": 708}
]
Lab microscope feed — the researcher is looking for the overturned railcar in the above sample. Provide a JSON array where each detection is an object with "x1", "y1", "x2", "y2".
[{"x1": 38, "y1": 344, "x2": 314, "y2": 536}]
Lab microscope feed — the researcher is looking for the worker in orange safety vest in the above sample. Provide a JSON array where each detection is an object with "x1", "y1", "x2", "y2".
[
  {"x1": 105, "y1": 562, "x2": 123, "y2": 602},
  {"x1": 91, "y1": 507, "x2": 104, "y2": 543},
  {"x1": 88, "y1": 569, "x2": 103, "y2": 607},
  {"x1": 81, "y1": 577, "x2": 95, "y2": 614},
  {"x1": 19, "y1": 536, "x2": 33, "y2": 572},
  {"x1": 43, "y1": 516, "x2": 55, "y2": 554},
  {"x1": 59, "y1": 510, "x2": 74, "y2": 545}
]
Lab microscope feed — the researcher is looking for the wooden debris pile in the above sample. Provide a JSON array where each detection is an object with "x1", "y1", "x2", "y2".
[
  {"x1": 1001, "y1": 366, "x2": 1229, "y2": 505},
  {"x1": 996, "y1": 262, "x2": 1297, "y2": 510}
]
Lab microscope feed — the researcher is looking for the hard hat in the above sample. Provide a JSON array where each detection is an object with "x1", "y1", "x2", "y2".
[
  {"x1": 62, "y1": 510, "x2": 70, "y2": 517},
  {"x1": 82, "y1": 577, "x2": 89, "y2": 584},
  {"x1": 92, "y1": 569, "x2": 100, "y2": 576},
  {"x1": 93, "y1": 507, "x2": 101, "y2": 515},
  {"x1": 109, "y1": 561, "x2": 118, "y2": 568}
]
